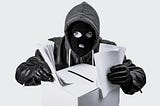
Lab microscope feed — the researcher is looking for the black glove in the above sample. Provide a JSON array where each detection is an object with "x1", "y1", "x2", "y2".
[
  {"x1": 34, "y1": 61, "x2": 54, "y2": 82},
  {"x1": 107, "y1": 64, "x2": 132, "y2": 86},
  {"x1": 16, "y1": 56, "x2": 54, "y2": 86}
]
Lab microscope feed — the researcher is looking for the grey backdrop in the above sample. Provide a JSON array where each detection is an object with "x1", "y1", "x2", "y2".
[{"x1": 0, "y1": 0, "x2": 159, "y2": 106}]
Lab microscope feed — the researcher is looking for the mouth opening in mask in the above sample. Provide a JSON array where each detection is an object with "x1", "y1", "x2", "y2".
[{"x1": 79, "y1": 44, "x2": 85, "y2": 48}]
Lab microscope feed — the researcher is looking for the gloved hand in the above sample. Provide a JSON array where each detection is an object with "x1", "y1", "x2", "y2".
[
  {"x1": 107, "y1": 64, "x2": 132, "y2": 86},
  {"x1": 34, "y1": 61, "x2": 54, "y2": 82},
  {"x1": 16, "y1": 56, "x2": 54, "y2": 86}
]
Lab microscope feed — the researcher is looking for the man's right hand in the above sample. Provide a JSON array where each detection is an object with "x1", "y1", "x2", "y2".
[
  {"x1": 15, "y1": 56, "x2": 54, "y2": 86},
  {"x1": 34, "y1": 61, "x2": 54, "y2": 82}
]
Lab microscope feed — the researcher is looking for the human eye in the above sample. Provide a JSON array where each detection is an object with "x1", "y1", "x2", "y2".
[
  {"x1": 73, "y1": 31, "x2": 82, "y2": 38},
  {"x1": 85, "y1": 31, "x2": 92, "y2": 38}
]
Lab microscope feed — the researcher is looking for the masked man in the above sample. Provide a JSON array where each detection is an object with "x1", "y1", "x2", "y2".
[{"x1": 15, "y1": 2, "x2": 146, "y2": 95}]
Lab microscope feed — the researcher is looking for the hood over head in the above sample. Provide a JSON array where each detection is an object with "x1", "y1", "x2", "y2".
[{"x1": 64, "y1": 2, "x2": 100, "y2": 54}]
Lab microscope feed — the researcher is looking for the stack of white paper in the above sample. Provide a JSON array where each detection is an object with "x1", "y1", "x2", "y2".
[
  {"x1": 94, "y1": 44, "x2": 126, "y2": 98},
  {"x1": 38, "y1": 41, "x2": 62, "y2": 86}
]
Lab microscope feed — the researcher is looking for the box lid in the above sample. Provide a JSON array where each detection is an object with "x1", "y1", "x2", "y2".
[{"x1": 57, "y1": 64, "x2": 98, "y2": 97}]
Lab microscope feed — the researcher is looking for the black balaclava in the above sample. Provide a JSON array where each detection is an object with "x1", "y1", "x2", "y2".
[{"x1": 68, "y1": 21, "x2": 96, "y2": 57}]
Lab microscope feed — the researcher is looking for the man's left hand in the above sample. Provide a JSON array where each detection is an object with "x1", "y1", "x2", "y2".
[{"x1": 107, "y1": 64, "x2": 132, "y2": 86}]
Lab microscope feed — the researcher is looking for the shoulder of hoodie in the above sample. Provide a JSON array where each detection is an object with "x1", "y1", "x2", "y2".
[
  {"x1": 48, "y1": 37, "x2": 64, "y2": 44},
  {"x1": 99, "y1": 37, "x2": 117, "y2": 46}
]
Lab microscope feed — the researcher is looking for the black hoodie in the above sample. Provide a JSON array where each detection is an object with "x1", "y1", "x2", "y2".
[
  {"x1": 64, "y1": 2, "x2": 100, "y2": 40},
  {"x1": 15, "y1": 2, "x2": 146, "y2": 95}
]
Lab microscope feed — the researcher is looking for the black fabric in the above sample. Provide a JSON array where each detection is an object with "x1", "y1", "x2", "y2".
[
  {"x1": 69, "y1": 21, "x2": 96, "y2": 57},
  {"x1": 15, "y1": 2, "x2": 146, "y2": 95},
  {"x1": 107, "y1": 64, "x2": 132, "y2": 86},
  {"x1": 64, "y1": 1, "x2": 100, "y2": 52},
  {"x1": 15, "y1": 53, "x2": 54, "y2": 86}
]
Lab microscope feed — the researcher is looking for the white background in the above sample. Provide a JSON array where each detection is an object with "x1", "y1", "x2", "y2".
[{"x1": 0, "y1": 0, "x2": 159, "y2": 106}]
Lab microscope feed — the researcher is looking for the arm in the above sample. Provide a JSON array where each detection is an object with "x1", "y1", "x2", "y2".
[
  {"x1": 100, "y1": 39, "x2": 146, "y2": 95},
  {"x1": 107, "y1": 56, "x2": 146, "y2": 95},
  {"x1": 15, "y1": 50, "x2": 54, "y2": 86}
]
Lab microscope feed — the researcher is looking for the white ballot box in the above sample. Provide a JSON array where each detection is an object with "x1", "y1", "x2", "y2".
[
  {"x1": 41, "y1": 64, "x2": 120, "y2": 106},
  {"x1": 39, "y1": 42, "x2": 125, "y2": 106}
]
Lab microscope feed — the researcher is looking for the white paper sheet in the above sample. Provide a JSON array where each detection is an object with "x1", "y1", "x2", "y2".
[
  {"x1": 94, "y1": 44, "x2": 126, "y2": 98},
  {"x1": 38, "y1": 41, "x2": 62, "y2": 86}
]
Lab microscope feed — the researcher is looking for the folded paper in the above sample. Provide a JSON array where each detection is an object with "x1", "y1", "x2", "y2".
[{"x1": 94, "y1": 44, "x2": 126, "y2": 98}]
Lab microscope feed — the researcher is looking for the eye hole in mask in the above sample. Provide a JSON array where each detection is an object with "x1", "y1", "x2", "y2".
[
  {"x1": 73, "y1": 31, "x2": 82, "y2": 38},
  {"x1": 85, "y1": 31, "x2": 92, "y2": 38},
  {"x1": 73, "y1": 31, "x2": 93, "y2": 38}
]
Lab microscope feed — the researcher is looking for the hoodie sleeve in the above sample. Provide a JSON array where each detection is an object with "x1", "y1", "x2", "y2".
[
  {"x1": 15, "y1": 50, "x2": 47, "y2": 86},
  {"x1": 100, "y1": 39, "x2": 146, "y2": 95}
]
